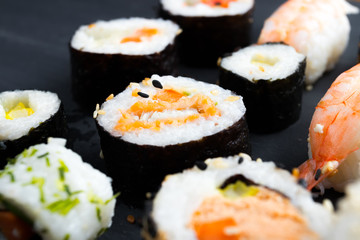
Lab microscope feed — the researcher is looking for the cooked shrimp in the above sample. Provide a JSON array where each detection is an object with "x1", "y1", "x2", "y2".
[
  {"x1": 298, "y1": 64, "x2": 360, "y2": 190},
  {"x1": 258, "y1": 0, "x2": 358, "y2": 85}
]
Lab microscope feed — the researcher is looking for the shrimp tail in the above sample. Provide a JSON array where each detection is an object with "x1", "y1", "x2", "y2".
[{"x1": 298, "y1": 159, "x2": 335, "y2": 190}]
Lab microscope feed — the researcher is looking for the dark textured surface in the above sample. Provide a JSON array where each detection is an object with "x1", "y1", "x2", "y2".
[
  {"x1": 219, "y1": 44, "x2": 306, "y2": 133},
  {"x1": 1, "y1": 0, "x2": 360, "y2": 239}
]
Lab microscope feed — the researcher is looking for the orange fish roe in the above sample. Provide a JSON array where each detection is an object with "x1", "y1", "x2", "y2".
[
  {"x1": 200, "y1": 0, "x2": 237, "y2": 8},
  {"x1": 114, "y1": 89, "x2": 221, "y2": 133},
  {"x1": 190, "y1": 186, "x2": 318, "y2": 240},
  {"x1": 121, "y1": 28, "x2": 158, "y2": 43}
]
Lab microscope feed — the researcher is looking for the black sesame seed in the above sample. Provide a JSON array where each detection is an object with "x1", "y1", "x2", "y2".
[
  {"x1": 238, "y1": 157, "x2": 244, "y2": 164},
  {"x1": 195, "y1": 161, "x2": 207, "y2": 170},
  {"x1": 297, "y1": 178, "x2": 307, "y2": 188},
  {"x1": 314, "y1": 169, "x2": 322, "y2": 181},
  {"x1": 152, "y1": 80, "x2": 163, "y2": 89},
  {"x1": 138, "y1": 92, "x2": 149, "y2": 98}
]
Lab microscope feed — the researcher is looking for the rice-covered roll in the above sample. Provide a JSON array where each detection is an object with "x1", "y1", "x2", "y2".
[
  {"x1": 142, "y1": 153, "x2": 333, "y2": 240},
  {"x1": 95, "y1": 75, "x2": 250, "y2": 196},
  {"x1": 258, "y1": 0, "x2": 359, "y2": 85},
  {"x1": 326, "y1": 179, "x2": 360, "y2": 240},
  {"x1": 70, "y1": 18, "x2": 181, "y2": 109},
  {"x1": 0, "y1": 90, "x2": 67, "y2": 167},
  {"x1": 159, "y1": 0, "x2": 254, "y2": 67},
  {"x1": 219, "y1": 43, "x2": 306, "y2": 133},
  {"x1": 0, "y1": 138, "x2": 116, "y2": 240}
]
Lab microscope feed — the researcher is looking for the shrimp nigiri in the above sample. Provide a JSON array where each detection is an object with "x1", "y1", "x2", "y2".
[
  {"x1": 258, "y1": 0, "x2": 358, "y2": 85},
  {"x1": 298, "y1": 64, "x2": 360, "y2": 190}
]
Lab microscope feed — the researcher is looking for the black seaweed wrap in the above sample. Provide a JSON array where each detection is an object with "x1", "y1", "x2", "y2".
[
  {"x1": 70, "y1": 42, "x2": 178, "y2": 110},
  {"x1": 0, "y1": 104, "x2": 67, "y2": 167},
  {"x1": 159, "y1": 5, "x2": 253, "y2": 67},
  {"x1": 219, "y1": 53, "x2": 306, "y2": 133},
  {"x1": 96, "y1": 116, "x2": 250, "y2": 197}
]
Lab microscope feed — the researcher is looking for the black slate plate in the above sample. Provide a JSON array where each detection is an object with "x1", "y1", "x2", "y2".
[{"x1": 1, "y1": 0, "x2": 359, "y2": 239}]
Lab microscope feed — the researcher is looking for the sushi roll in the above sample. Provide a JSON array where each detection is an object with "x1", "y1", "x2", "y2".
[
  {"x1": 70, "y1": 18, "x2": 181, "y2": 109},
  {"x1": 142, "y1": 154, "x2": 333, "y2": 240},
  {"x1": 0, "y1": 90, "x2": 67, "y2": 167},
  {"x1": 95, "y1": 75, "x2": 250, "y2": 196},
  {"x1": 326, "y1": 179, "x2": 360, "y2": 240},
  {"x1": 0, "y1": 138, "x2": 116, "y2": 240},
  {"x1": 159, "y1": 0, "x2": 254, "y2": 67},
  {"x1": 258, "y1": 0, "x2": 359, "y2": 85},
  {"x1": 219, "y1": 43, "x2": 306, "y2": 133}
]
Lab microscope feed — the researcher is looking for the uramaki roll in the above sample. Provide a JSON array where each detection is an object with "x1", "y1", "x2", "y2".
[
  {"x1": 219, "y1": 43, "x2": 306, "y2": 133},
  {"x1": 159, "y1": 0, "x2": 254, "y2": 67},
  {"x1": 70, "y1": 18, "x2": 181, "y2": 109},
  {"x1": 95, "y1": 75, "x2": 250, "y2": 196}
]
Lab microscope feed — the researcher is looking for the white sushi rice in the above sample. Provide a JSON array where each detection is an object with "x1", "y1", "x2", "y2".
[
  {"x1": 0, "y1": 90, "x2": 61, "y2": 141},
  {"x1": 161, "y1": 0, "x2": 254, "y2": 17},
  {"x1": 326, "y1": 179, "x2": 360, "y2": 240},
  {"x1": 148, "y1": 154, "x2": 333, "y2": 240},
  {"x1": 220, "y1": 43, "x2": 305, "y2": 82},
  {"x1": 258, "y1": 0, "x2": 359, "y2": 85},
  {"x1": 96, "y1": 75, "x2": 246, "y2": 146},
  {"x1": 0, "y1": 138, "x2": 115, "y2": 240},
  {"x1": 71, "y1": 18, "x2": 180, "y2": 55}
]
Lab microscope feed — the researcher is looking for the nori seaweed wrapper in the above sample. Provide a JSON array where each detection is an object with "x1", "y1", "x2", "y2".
[
  {"x1": 70, "y1": 42, "x2": 178, "y2": 111},
  {"x1": 219, "y1": 51, "x2": 306, "y2": 133},
  {"x1": 0, "y1": 104, "x2": 67, "y2": 167},
  {"x1": 96, "y1": 116, "x2": 250, "y2": 198},
  {"x1": 159, "y1": 5, "x2": 254, "y2": 67}
]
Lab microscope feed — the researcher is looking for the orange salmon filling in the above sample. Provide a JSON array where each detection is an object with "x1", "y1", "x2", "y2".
[
  {"x1": 190, "y1": 186, "x2": 318, "y2": 240},
  {"x1": 121, "y1": 28, "x2": 159, "y2": 43},
  {"x1": 200, "y1": 0, "x2": 237, "y2": 8},
  {"x1": 115, "y1": 89, "x2": 221, "y2": 133}
]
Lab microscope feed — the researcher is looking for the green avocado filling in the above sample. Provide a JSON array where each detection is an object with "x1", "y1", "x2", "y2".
[{"x1": 219, "y1": 180, "x2": 259, "y2": 200}]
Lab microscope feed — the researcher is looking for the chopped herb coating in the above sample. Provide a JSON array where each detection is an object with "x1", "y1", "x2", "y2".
[
  {"x1": 45, "y1": 157, "x2": 50, "y2": 167},
  {"x1": 37, "y1": 152, "x2": 49, "y2": 159},
  {"x1": 152, "y1": 79, "x2": 163, "y2": 89},
  {"x1": 46, "y1": 198, "x2": 80, "y2": 215},
  {"x1": 105, "y1": 192, "x2": 120, "y2": 205},
  {"x1": 238, "y1": 157, "x2": 244, "y2": 164},
  {"x1": 96, "y1": 206, "x2": 102, "y2": 222},
  {"x1": 195, "y1": 161, "x2": 207, "y2": 170},
  {"x1": 137, "y1": 92, "x2": 149, "y2": 98},
  {"x1": 29, "y1": 148, "x2": 38, "y2": 157},
  {"x1": 30, "y1": 177, "x2": 45, "y2": 203},
  {"x1": 64, "y1": 184, "x2": 72, "y2": 196},
  {"x1": 63, "y1": 233, "x2": 70, "y2": 240},
  {"x1": 8, "y1": 172, "x2": 15, "y2": 182},
  {"x1": 298, "y1": 178, "x2": 307, "y2": 188},
  {"x1": 314, "y1": 169, "x2": 321, "y2": 181}
]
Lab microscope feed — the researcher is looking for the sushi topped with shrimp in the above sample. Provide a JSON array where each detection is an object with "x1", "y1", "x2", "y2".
[
  {"x1": 258, "y1": 0, "x2": 358, "y2": 85},
  {"x1": 143, "y1": 154, "x2": 333, "y2": 240},
  {"x1": 297, "y1": 64, "x2": 360, "y2": 192}
]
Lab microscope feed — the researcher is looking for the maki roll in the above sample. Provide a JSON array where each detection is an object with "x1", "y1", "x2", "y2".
[
  {"x1": 159, "y1": 0, "x2": 254, "y2": 67},
  {"x1": 143, "y1": 154, "x2": 333, "y2": 240},
  {"x1": 258, "y1": 0, "x2": 359, "y2": 85},
  {"x1": 0, "y1": 90, "x2": 67, "y2": 166},
  {"x1": 95, "y1": 75, "x2": 250, "y2": 196},
  {"x1": 0, "y1": 138, "x2": 116, "y2": 240},
  {"x1": 70, "y1": 18, "x2": 181, "y2": 109},
  {"x1": 219, "y1": 43, "x2": 306, "y2": 133}
]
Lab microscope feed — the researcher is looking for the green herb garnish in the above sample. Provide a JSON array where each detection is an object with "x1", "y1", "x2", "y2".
[{"x1": 46, "y1": 198, "x2": 80, "y2": 215}]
